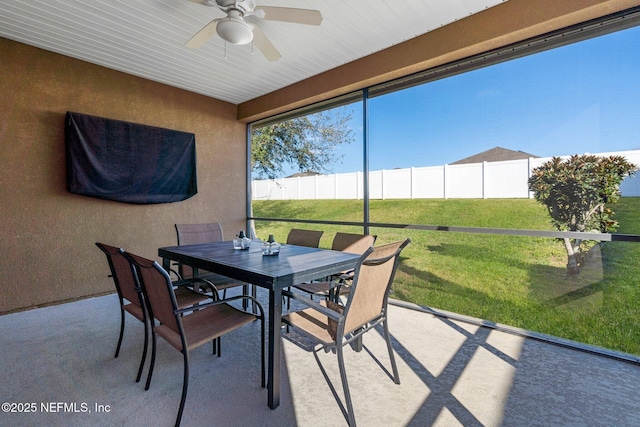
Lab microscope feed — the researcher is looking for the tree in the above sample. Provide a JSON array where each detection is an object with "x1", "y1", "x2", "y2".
[
  {"x1": 528, "y1": 154, "x2": 637, "y2": 275},
  {"x1": 251, "y1": 108, "x2": 355, "y2": 179}
]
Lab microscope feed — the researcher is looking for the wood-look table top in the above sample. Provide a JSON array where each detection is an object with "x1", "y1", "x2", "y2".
[{"x1": 158, "y1": 240, "x2": 361, "y2": 291}]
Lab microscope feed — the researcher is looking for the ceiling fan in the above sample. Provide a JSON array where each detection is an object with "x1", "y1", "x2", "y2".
[{"x1": 185, "y1": 0, "x2": 323, "y2": 62}]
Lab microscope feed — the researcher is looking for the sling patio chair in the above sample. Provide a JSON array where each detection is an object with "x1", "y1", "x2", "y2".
[
  {"x1": 124, "y1": 250, "x2": 265, "y2": 427},
  {"x1": 285, "y1": 228, "x2": 324, "y2": 248},
  {"x1": 282, "y1": 238, "x2": 410, "y2": 427},
  {"x1": 283, "y1": 228, "x2": 325, "y2": 310},
  {"x1": 293, "y1": 232, "x2": 376, "y2": 301},
  {"x1": 95, "y1": 242, "x2": 211, "y2": 383},
  {"x1": 175, "y1": 222, "x2": 254, "y2": 302}
]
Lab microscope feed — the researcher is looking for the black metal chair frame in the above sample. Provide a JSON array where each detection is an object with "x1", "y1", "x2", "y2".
[
  {"x1": 95, "y1": 242, "x2": 149, "y2": 383},
  {"x1": 124, "y1": 251, "x2": 266, "y2": 427},
  {"x1": 283, "y1": 239, "x2": 410, "y2": 427}
]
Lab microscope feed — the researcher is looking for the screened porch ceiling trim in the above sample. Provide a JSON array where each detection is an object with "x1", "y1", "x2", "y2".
[{"x1": 250, "y1": 5, "x2": 640, "y2": 129}]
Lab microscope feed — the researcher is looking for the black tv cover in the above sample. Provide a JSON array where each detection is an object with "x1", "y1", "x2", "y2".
[{"x1": 65, "y1": 111, "x2": 197, "y2": 204}]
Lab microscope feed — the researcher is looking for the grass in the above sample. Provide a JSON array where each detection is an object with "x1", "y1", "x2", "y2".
[{"x1": 253, "y1": 197, "x2": 640, "y2": 356}]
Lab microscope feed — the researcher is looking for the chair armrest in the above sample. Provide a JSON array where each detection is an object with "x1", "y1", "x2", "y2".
[
  {"x1": 172, "y1": 277, "x2": 220, "y2": 300},
  {"x1": 283, "y1": 290, "x2": 342, "y2": 321},
  {"x1": 169, "y1": 267, "x2": 182, "y2": 281},
  {"x1": 174, "y1": 294, "x2": 265, "y2": 317},
  {"x1": 337, "y1": 271, "x2": 354, "y2": 280}
]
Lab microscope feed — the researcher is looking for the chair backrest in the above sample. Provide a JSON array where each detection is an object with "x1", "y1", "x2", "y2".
[
  {"x1": 95, "y1": 242, "x2": 142, "y2": 307},
  {"x1": 124, "y1": 251, "x2": 181, "y2": 335},
  {"x1": 331, "y1": 232, "x2": 376, "y2": 254},
  {"x1": 175, "y1": 222, "x2": 224, "y2": 245},
  {"x1": 175, "y1": 222, "x2": 225, "y2": 278},
  {"x1": 342, "y1": 239, "x2": 411, "y2": 335},
  {"x1": 286, "y1": 228, "x2": 324, "y2": 248}
]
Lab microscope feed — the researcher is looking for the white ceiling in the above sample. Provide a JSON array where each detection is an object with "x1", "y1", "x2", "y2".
[{"x1": 0, "y1": 0, "x2": 505, "y2": 105}]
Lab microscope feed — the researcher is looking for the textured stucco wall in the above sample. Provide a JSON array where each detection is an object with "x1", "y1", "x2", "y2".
[{"x1": 0, "y1": 39, "x2": 246, "y2": 313}]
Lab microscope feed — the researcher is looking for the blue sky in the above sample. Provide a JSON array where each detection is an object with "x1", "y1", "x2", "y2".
[{"x1": 325, "y1": 24, "x2": 640, "y2": 175}]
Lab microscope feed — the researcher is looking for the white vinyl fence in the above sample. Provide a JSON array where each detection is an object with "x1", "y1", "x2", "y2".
[{"x1": 252, "y1": 150, "x2": 640, "y2": 200}]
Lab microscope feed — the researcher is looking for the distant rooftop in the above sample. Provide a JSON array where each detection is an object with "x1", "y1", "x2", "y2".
[
  {"x1": 450, "y1": 146, "x2": 539, "y2": 165},
  {"x1": 286, "y1": 171, "x2": 320, "y2": 178}
]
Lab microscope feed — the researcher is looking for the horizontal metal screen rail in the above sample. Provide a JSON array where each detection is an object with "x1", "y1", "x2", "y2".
[{"x1": 248, "y1": 216, "x2": 640, "y2": 242}]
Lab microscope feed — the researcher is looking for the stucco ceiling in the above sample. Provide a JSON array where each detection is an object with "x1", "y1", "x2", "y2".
[{"x1": 0, "y1": 0, "x2": 505, "y2": 104}]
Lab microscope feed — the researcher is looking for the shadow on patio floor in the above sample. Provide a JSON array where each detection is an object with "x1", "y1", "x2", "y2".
[{"x1": 1, "y1": 289, "x2": 639, "y2": 426}]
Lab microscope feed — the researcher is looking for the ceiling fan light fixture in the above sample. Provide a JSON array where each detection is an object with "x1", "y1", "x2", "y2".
[{"x1": 216, "y1": 16, "x2": 253, "y2": 45}]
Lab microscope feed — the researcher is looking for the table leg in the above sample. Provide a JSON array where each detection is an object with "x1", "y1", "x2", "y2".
[
  {"x1": 161, "y1": 257, "x2": 170, "y2": 272},
  {"x1": 352, "y1": 328, "x2": 363, "y2": 352},
  {"x1": 268, "y1": 288, "x2": 282, "y2": 409},
  {"x1": 242, "y1": 284, "x2": 248, "y2": 310}
]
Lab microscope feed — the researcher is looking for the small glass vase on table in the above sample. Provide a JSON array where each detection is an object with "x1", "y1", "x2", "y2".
[
  {"x1": 261, "y1": 234, "x2": 281, "y2": 256},
  {"x1": 233, "y1": 231, "x2": 251, "y2": 250}
]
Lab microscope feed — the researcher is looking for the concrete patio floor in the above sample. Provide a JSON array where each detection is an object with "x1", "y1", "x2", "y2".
[{"x1": 1, "y1": 288, "x2": 639, "y2": 427}]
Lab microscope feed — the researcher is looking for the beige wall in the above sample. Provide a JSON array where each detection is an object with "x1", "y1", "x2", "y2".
[{"x1": 0, "y1": 39, "x2": 247, "y2": 313}]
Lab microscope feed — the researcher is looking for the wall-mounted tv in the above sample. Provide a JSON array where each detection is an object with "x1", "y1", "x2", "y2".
[{"x1": 65, "y1": 111, "x2": 197, "y2": 204}]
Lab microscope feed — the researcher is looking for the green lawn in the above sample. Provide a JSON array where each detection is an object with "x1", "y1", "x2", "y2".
[{"x1": 253, "y1": 198, "x2": 640, "y2": 355}]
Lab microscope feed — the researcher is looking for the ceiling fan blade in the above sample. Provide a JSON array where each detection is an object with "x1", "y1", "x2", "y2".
[
  {"x1": 185, "y1": 19, "x2": 219, "y2": 49},
  {"x1": 254, "y1": 6, "x2": 322, "y2": 26},
  {"x1": 252, "y1": 26, "x2": 281, "y2": 62}
]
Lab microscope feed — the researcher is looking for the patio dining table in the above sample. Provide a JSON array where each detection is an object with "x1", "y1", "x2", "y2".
[{"x1": 158, "y1": 240, "x2": 361, "y2": 409}]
